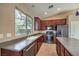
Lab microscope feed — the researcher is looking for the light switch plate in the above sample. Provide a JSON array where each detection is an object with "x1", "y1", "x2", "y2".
[
  {"x1": 0, "y1": 34, "x2": 4, "y2": 39},
  {"x1": 6, "y1": 33, "x2": 12, "y2": 38}
]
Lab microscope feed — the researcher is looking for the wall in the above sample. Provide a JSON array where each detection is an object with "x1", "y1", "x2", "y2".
[{"x1": 0, "y1": 3, "x2": 33, "y2": 43}]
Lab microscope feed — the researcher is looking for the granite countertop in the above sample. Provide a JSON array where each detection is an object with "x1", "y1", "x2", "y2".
[
  {"x1": 1, "y1": 34, "x2": 42, "y2": 52},
  {"x1": 56, "y1": 37, "x2": 79, "y2": 56}
]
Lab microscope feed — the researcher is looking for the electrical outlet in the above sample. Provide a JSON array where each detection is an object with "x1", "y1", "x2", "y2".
[
  {"x1": 6, "y1": 33, "x2": 12, "y2": 38},
  {"x1": 0, "y1": 34, "x2": 4, "y2": 39}
]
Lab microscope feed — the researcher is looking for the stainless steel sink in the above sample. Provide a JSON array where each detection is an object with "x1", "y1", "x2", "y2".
[{"x1": 26, "y1": 36, "x2": 38, "y2": 41}]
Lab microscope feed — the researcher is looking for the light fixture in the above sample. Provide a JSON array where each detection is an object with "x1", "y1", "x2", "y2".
[
  {"x1": 44, "y1": 12, "x2": 47, "y2": 15},
  {"x1": 57, "y1": 8, "x2": 61, "y2": 11}
]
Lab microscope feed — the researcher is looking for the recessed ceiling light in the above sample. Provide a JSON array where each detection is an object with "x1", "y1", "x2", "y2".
[
  {"x1": 57, "y1": 8, "x2": 61, "y2": 11},
  {"x1": 44, "y1": 12, "x2": 47, "y2": 15}
]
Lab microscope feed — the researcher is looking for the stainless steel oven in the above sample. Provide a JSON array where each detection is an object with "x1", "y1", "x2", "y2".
[{"x1": 44, "y1": 25, "x2": 56, "y2": 44}]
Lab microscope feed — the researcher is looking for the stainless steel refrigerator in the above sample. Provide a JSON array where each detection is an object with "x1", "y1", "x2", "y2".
[{"x1": 57, "y1": 25, "x2": 68, "y2": 37}]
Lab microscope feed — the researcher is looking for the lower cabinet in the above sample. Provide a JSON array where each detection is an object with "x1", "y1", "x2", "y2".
[
  {"x1": 61, "y1": 45, "x2": 65, "y2": 56},
  {"x1": 1, "y1": 35, "x2": 44, "y2": 56},
  {"x1": 56, "y1": 40, "x2": 61, "y2": 56},
  {"x1": 23, "y1": 36, "x2": 43, "y2": 56},
  {"x1": 56, "y1": 39, "x2": 72, "y2": 56},
  {"x1": 57, "y1": 44, "x2": 61, "y2": 56},
  {"x1": 34, "y1": 41, "x2": 38, "y2": 55},
  {"x1": 1, "y1": 48, "x2": 23, "y2": 56},
  {"x1": 23, "y1": 41, "x2": 38, "y2": 56},
  {"x1": 37, "y1": 36, "x2": 43, "y2": 51},
  {"x1": 64, "y1": 49, "x2": 72, "y2": 56},
  {"x1": 23, "y1": 43, "x2": 35, "y2": 56}
]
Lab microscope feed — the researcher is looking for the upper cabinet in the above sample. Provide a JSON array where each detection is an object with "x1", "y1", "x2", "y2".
[
  {"x1": 55, "y1": 19, "x2": 66, "y2": 25},
  {"x1": 34, "y1": 17, "x2": 41, "y2": 30},
  {"x1": 41, "y1": 19, "x2": 66, "y2": 30},
  {"x1": 34, "y1": 17, "x2": 66, "y2": 30}
]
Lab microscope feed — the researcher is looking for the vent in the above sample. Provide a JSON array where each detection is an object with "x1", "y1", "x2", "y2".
[
  {"x1": 32, "y1": 5, "x2": 35, "y2": 7},
  {"x1": 48, "y1": 5, "x2": 53, "y2": 9}
]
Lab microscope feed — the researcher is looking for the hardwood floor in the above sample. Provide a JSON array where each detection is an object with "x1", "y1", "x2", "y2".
[{"x1": 36, "y1": 43, "x2": 58, "y2": 56}]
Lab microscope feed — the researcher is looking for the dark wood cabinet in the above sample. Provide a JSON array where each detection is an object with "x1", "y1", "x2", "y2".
[
  {"x1": 37, "y1": 36, "x2": 43, "y2": 51},
  {"x1": 55, "y1": 19, "x2": 66, "y2": 25},
  {"x1": 34, "y1": 17, "x2": 41, "y2": 30},
  {"x1": 1, "y1": 35, "x2": 44, "y2": 56},
  {"x1": 34, "y1": 41, "x2": 38, "y2": 55},
  {"x1": 56, "y1": 38, "x2": 72, "y2": 56},
  {"x1": 57, "y1": 44, "x2": 61, "y2": 56},
  {"x1": 34, "y1": 18, "x2": 66, "y2": 30},
  {"x1": 61, "y1": 45, "x2": 65, "y2": 56},
  {"x1": 56, "y1": 39, "x2": 61, "y2": 56},
  {"x1": 1, "y1": 48, "x2": 23, "y2": 56},
  {"x1": 23, "y1": 35, "x2": 43, "y2": 56},
  {"x1": 23, "y1": 43, "x2": 35, "y2": 56},
  {"x1": 40, "y1": 19, "x2": 66, "y2": 30},
  {"x1": 64, "y1": 49, "x2": 71, "y2": 56}
]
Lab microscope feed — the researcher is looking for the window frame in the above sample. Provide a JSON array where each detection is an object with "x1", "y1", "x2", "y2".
[
  {"x1": 15, "y1": 7, "x2": 33, "y2": 36},
  {"x1": 26, "y1": 15, "x2": 33, "y2": 35}
]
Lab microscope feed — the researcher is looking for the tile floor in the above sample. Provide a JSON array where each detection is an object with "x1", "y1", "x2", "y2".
[{"x1": 36, "y1": 43, "x2": 58, "y2": 56}]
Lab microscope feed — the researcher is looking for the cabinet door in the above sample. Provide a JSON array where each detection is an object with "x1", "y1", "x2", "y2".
[
  {"x1": 23, "y1": 43, "x2": 35, "y2": 56},
  {"x1": 56, "y1": 44, "x2": 58, "y2": 55},
  {"x1": 56, "y1": 20, "x2": 60, "y2": 25},
  {"x1": 37, "y1": 36, "x2": 43, "y2": 51},
  {"x1": 56, "y1": 39, "x2": 61, "y2": 56},
  {"x1": 57, "y1": 44, "x2": 61, "y2": 56},
  {"x1": 34, "y1": 20, "x2": 39, "y2": 30},
  {"x1": 61, "y1": 45, "x2": 65, "y2": 56},
  {"x1": 1, "y1": 48, "x2": 22, "y2": 56},
  {"x1": 65, "y1": 49, "x2": 71, "y2": 56},
  {"x1": 34, "y1": 17, "x2": 41, "y2": 30},
  {"x1": 56, "y1": 39, "x2": 58, "y2": 54},
  {"x1": 37, "y1": 38, "x2": 41, "y2": 51},
  {"x1": 24, "y1": 48, "x2": 34, "y2": 56},
  {"x1": 34, "y1": 41, "x2": 38, "y2": 56}
]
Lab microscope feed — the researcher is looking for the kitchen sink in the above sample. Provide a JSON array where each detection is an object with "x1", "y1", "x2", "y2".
[{"x1": 26, "y1": 36, "x2": 38, "y2": 41}]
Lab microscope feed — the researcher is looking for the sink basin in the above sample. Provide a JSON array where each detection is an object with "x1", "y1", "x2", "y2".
[{"x1": 27, "y1": 36, "x2": 38, "y2": 40}]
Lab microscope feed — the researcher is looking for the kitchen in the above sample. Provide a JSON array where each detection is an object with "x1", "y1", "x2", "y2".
[{"x1": 0, "y1": 3, "x2": 79, "y2": 56}]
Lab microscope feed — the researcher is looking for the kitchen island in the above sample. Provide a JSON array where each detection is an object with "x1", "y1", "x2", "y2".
[
  {"x1": 56, "y1": 37, "x2": 79, "y2": 56},
  {"x1": 1, "y1": 34, "x2": 44, "y2": 56}
]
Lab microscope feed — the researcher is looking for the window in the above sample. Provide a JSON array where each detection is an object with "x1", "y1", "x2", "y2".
[
  {"x1": 15, "y1": 9, "x2": 33, "y2": 35},
  {"x1": 26, "y1": 16, "x2": 33, "y2": 35},
  {"x1": 15, "y1": 9, "x2": 27, "y2": 35}
]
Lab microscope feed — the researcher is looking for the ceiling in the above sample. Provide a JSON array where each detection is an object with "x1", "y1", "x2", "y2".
[{"x1": 25, "y1": 3, "x2": 79, "y2": 19}]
